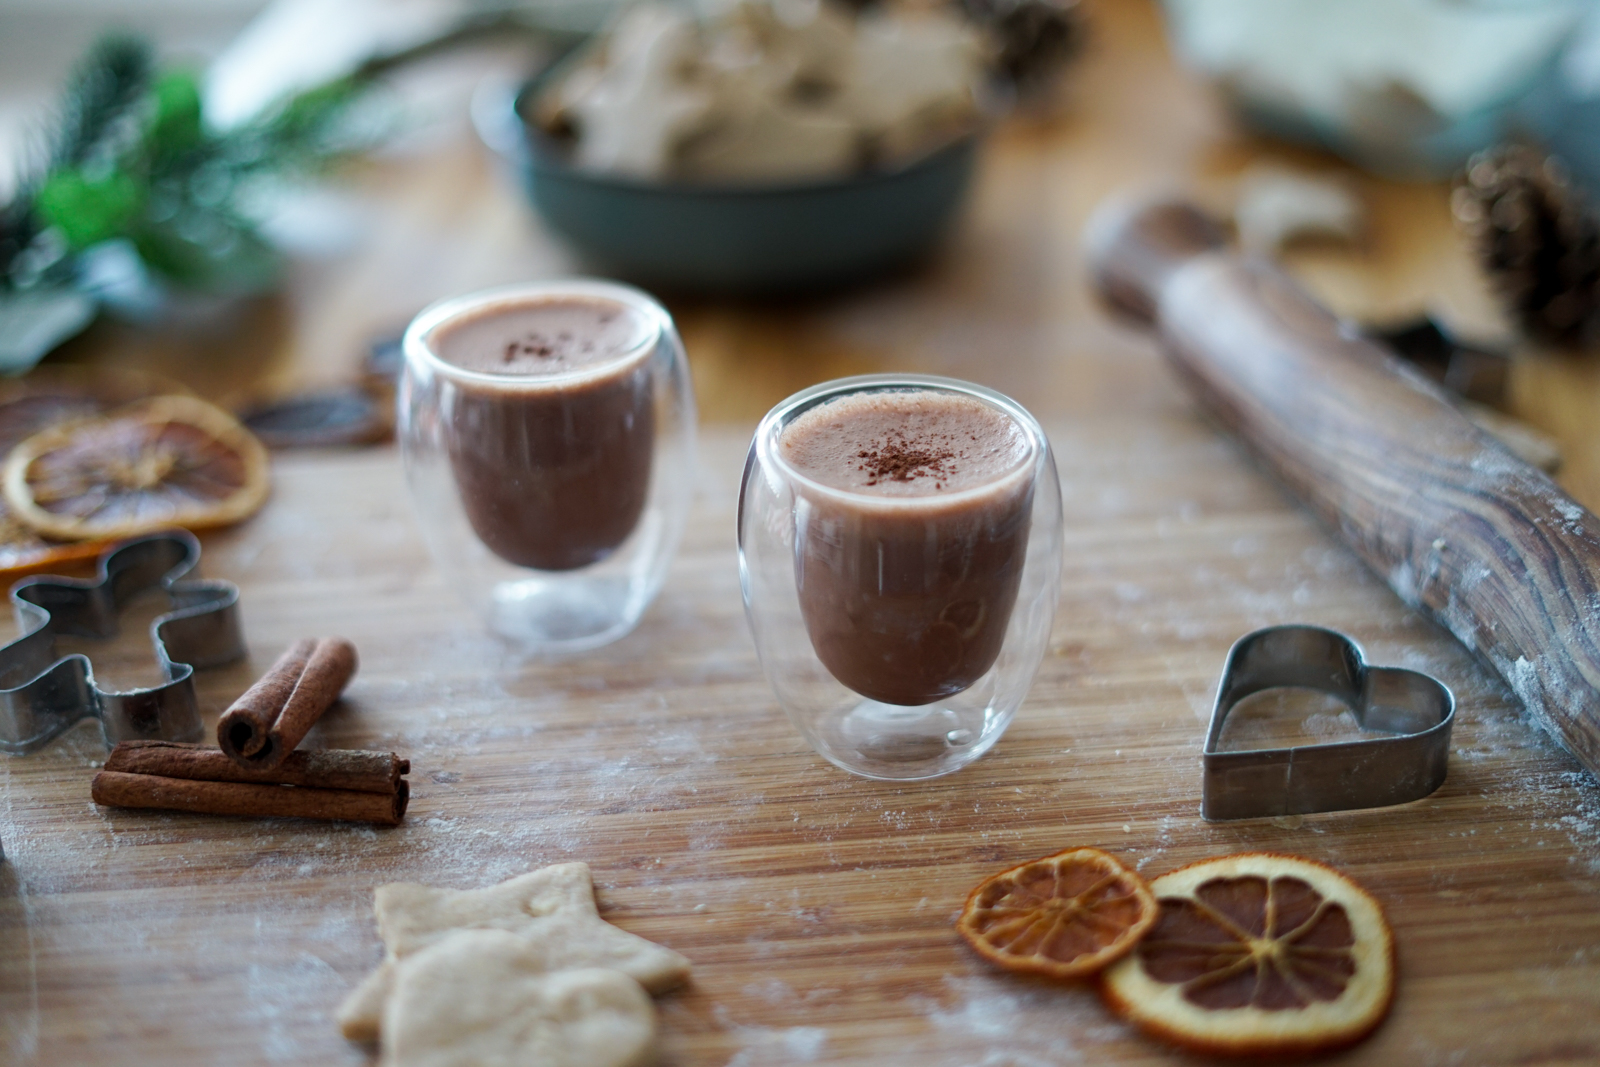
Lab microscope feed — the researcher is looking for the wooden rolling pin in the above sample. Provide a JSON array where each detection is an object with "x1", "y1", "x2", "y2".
[{"x1": 1085, "y1": 197, "x2": 1600, "y2": 781}]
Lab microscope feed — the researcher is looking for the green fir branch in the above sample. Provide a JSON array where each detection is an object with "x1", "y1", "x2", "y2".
[
  {"x1": 50, "y1": 35, "x2": 154, "y2": 170},
  {"x1": 2, "y1": 37, "x2": 153, "y2": 285},
  {"x1": 0, "y1": 14, "x2": 561, "y2": 371}
]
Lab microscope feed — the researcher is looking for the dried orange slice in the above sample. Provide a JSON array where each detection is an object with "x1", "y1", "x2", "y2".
[
  {"x1": 0, "y1": 506, "x2": 104, "y2": 580},
  {"x1": 2, "y1": 395, "x2": 269, "y2": 541},
  {"x1": 957, "y1": 847, "x2": 1158, "y2": 979},
  {"x1": 1100, "y1": 853, "x2": 1395, "y2": 1057},
  {"x1": 0, "y1": 367, "x2": 189, "y2": 451},
  {"x1": 0, "y1": 369, "x2": 193, "y2": 578}
]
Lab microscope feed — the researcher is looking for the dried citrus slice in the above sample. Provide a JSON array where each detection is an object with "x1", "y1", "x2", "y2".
[
  {"x1": 2, "y1": 395, "x2": 269, "y2": 541},
  {"x1": 0, "y1": 369, "x2": 192, "y2": 577},
  {"x1": 0, "y1": 505, "x2": 104, "y2": 580},
  {"x1": 1100, "y1": 853, "x2": 1395, "y2": 1057},
  {"x1": 0, "y1": 367, "x2": 189, "y2": 452},
  {"x1": 957, "y1": 847, "x2": 1158, "y2": 979}
]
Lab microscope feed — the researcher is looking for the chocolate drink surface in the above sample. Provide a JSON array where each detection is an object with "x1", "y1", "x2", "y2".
[
  {"x1": 781, "y1": 390, "x2": 1035, "y2": 706},
  {"x1": 430, "y1": 297, "x2": 656, "y2": 571}
]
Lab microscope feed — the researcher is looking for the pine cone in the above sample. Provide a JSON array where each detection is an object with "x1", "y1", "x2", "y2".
[
  {"x1": 956, "y1": 0, "x2": 1084, "y2": 98},
  {"x1": 1453, "y1": 144, "x2": 1600, "y2": 348}
]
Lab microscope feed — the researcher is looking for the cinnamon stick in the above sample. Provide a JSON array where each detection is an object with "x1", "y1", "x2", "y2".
[
  {"x1": 105, "y1": 741, "x2": 407, "y2": 795},
  {"x1": 92, "y1": 770, "x2": 408, "y2": 826},
  {"x1": 218, "y1": 638, "x2": 316, "y2": 758},
  {"x1": 217, "y1": 637, "x2": 359, "y2": 769},
  {"x1": 267, "y1": 637, "x2": 359, "y2": 762}
]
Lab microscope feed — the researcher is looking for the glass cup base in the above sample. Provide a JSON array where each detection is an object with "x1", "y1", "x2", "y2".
[
  {"x1": 806, "y1": 697, "x2": 1004, "y2": 781},
  {"x1": 488, "y1": 574, "x2": 643, "y2": 655}
]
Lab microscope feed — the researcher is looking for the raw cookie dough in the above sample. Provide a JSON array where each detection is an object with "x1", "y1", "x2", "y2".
[
  {"x1": 565, "y1": 5, "x2": 714, "y2": 177},
  {"x1": 381, "y1": 930, "x2": 656, "y2": 1067},
  {"x1": 678, "y1": 94, "x2": 858, "y2": 181},
  {"x1": 339, "y1": 862, "x2": 689, "y2": 1042},
  {"x1": 840, "y1": 10, "x2": 987, "y2": 164},
  {"x1": 541, "y1": 0, "x2": 984, "y2": 181}
]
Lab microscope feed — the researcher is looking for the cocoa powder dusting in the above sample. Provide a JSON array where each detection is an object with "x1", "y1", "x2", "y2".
[
  {"x1": 503, "y1": 334, "x2": 560, "y2": 362},
  {"x1": 501, "y1": 331, "x2": 604, "y2": 363},
  {"x1": 856, "y1": 429, "x2": 961, "y2": 486}
]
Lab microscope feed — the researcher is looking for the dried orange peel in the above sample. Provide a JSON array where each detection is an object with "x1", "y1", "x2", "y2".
[
  {"x1": 957, "y1": 847, "x2": 1158, "y2": 979},
  {"x1": 0, "y1": 522, "x2": 105, "y2": 581},
  {"x1": 2, "y1": 394, "x2": 269, "y2": 542},
  {"x1": 1100, "y1": 852, "x2": 1395, "y2": 1057}
]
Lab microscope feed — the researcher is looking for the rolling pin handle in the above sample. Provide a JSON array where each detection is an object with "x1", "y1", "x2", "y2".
[
  {"x1": 1083, "y1": 192, "x2": 1600, "y2": 781},
  {"x1": 1083, "y1": 197, "x2": 1228, "y2": 323}
]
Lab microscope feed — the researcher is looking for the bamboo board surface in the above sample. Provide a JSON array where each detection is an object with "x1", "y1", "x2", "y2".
[
  {"x1": 4, "y1": 2, "x2": 1599, "y2": 1062},
  {"x1": 2, "y1": 408, "x2": 1598, "y2": 1066}
]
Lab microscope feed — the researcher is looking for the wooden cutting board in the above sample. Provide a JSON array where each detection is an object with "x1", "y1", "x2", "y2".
[{"x1": 2, "y1": 406, "x2": 1597, "y2": 1066}]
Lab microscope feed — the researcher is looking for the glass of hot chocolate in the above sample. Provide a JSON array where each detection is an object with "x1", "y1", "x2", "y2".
[
  {"x1": 738, "y1": 375, "x2": 1062, "y2": 780},
  {"x1": 400, "y1": 280, "x2": 695, "y2": 652}
]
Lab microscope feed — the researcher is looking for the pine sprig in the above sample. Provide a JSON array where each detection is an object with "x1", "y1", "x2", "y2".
[
  {"x1": 0, "y1": 34, "x2": 382, "y2": 300},
  {"x1": 0, "y1": 34, "x2": 384, "y2": 370},
  {"x1": 1, "y1": 39, "x2": 154, "y2": 287},
  {"x1": 1, "y1": 37, "x2": 153, "y2": 286},
  {"x1": 50, "y1": 36, "x2": 153, "y2": 170},
  {"x1": 0, "y1": 15, "x2": 556, "y2": 372},
  {"x1": 0, "y1": 197, "x2": 33, "y2": 286}
]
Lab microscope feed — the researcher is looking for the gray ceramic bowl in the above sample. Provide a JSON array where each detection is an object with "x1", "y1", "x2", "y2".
[{"x1": 474, "y1": 77, "x2": 979, "y2": 294}]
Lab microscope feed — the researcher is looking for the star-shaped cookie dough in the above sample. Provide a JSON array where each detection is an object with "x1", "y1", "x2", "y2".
[
  {"x1": 381, "y1": 930, "x2": 656, "y2": 1067},
  {"x1": 338, "y1": 862, "x2": 690, "y2": 1043}
]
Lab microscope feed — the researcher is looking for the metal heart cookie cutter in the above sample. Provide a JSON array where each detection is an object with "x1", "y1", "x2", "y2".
[
  {"x1": 1202, "y1": 625, "x2": 1454, "y2": 821},
  {"x1": 0, "y1": 531, "x2": 245, "y2": 755}
]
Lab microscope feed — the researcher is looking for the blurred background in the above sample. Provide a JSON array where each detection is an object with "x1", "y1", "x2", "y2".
[{"x1": 5, "y1": 0, "x2": 1600, "y2": 554}]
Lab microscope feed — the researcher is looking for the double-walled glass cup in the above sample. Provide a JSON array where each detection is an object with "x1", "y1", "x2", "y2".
[
  {"x1": 400, "y1": 279, "x2": 696, "y2": 653},
  {"x1": 738, "y1": 375, "x2": 1062, "y2": 780}
]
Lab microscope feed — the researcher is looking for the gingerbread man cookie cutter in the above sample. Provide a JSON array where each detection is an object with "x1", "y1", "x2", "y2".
[
  {"x1": 1202, "y1": 625, "x2": 1455, "y2": 821},
  {"x1": 0, "y1": 531, "x2": 245, "y2": 755}
]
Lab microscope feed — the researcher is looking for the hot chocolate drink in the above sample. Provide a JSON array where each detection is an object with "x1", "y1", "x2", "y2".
[
  {"x1": 426, "y1": 295, "x2": 656, "y2": 571},
  {"x1": 780, "y1": 389, "x2": 1035, "y2": 706}
]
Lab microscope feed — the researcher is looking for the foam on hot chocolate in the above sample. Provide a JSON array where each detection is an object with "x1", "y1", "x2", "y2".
[
  {"x1": 431, "y1": 297, "x2": 654, "y2": 379},
  {"x1": 780, "y1": 391, "x2": 1029, "y2": 498},
  {"x1": 778, "y1": 388, "x2": 1036, "y2": 707},
  {"x1": 426, "y1": 294, "x2": 657, "y2": 571}
]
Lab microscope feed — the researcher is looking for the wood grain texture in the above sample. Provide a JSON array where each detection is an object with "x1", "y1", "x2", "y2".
[
  {"x1": 1, "y1": 427, "x2": 1597, "y2": 1066},
  {"x1": 0, "y1": 2, "x2": 1594, "y2": 1063},
  {"x1": 1088, "y1": 200, "x2": 1600, "y2": 780}
]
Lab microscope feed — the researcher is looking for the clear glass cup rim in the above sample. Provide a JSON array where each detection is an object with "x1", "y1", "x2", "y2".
[
  {"x1": 754, "y1": 373, "x2": 1048, "y2": 511},
  {"x1": 401, "y1": 277, "x2": 672, "y2": 390}
]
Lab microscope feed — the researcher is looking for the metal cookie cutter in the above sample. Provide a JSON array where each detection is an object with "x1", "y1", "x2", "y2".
[
  {"x1": 0, "y1": 531, "x2": 245, "y2": 755},
  {"x1": 1202, "y1": 625, "x2": 1454, "y2": 821}
]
